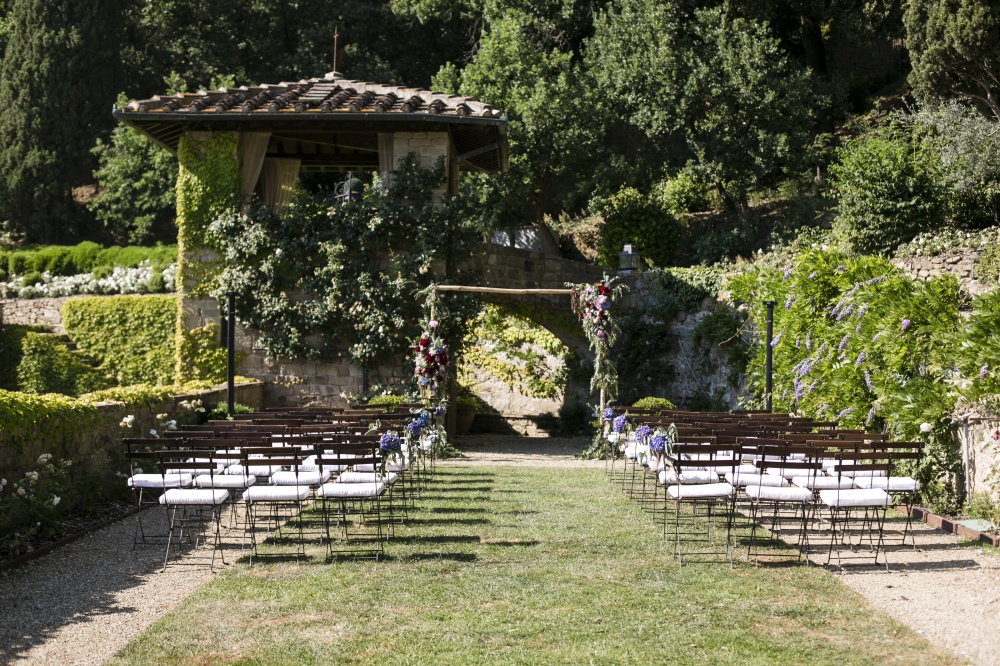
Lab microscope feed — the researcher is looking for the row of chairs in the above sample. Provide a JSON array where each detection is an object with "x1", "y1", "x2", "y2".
[
  {"x1": 124, "y1": 407, "x2": 441, "y2": 569},
  {"x1": 608, "y1": 409, "x2": 921, "y2": 569}
]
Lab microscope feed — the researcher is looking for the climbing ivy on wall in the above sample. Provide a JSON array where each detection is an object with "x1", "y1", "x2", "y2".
[
  {"x1": 62, "y1": 295, "x2": 179, "y2": 386},
  {"x1": 459, "y1": 304, "x2": 571, "y2": 399},
  {"x1": 208, "y1": 155, "x2": 485, "y2": 368},
  {"x1": 174, "y1": 132, "x2": 240, "y2": 383}
]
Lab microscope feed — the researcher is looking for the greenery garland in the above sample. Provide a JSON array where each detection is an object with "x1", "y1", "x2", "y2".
[{"x1": 569, "y1": 274, "x2": 627, "y2": 459}]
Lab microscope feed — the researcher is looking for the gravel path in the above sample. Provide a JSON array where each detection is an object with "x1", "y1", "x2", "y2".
[
  {"x1": 0, "y1": 506, "x2": 243, "y2": 665},
  {"x1": 2, "y1": 435, "x2": 996, "y2": 665}
]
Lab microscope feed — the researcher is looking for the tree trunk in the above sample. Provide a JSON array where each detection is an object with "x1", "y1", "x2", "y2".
[{"x1": 800, "y1": 16, "x2": 827, "y2": 76}]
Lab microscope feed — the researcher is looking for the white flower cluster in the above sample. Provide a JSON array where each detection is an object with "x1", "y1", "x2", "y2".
[{"x1": 0, "y1": 261, "x2": 177, "y2": 298}]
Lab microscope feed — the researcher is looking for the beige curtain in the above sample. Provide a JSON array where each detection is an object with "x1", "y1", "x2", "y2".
[
  {"x1": 238, "y1": 132, "x2": 270, "y2": 197},
  {"x1": 377, "y1": 133, "x2": 395, "y2": 188},
  {"x1": 261, "y1": 158, "x2": 301, "y2": 211}
]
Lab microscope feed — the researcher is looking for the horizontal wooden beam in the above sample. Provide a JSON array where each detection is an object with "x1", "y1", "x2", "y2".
[{"x1": 433, "y1": 285, "x2": 572, "y2": 295}]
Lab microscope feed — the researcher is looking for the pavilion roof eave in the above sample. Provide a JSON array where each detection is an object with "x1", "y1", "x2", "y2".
[{"x1": 113, "y1": 109, "x2": 509, "y2": 173}]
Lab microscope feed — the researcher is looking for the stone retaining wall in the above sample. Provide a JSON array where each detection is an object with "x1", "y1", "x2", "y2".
[
  {"x1": 892, "y1": 252, "x2": 989, "y2": 295},
  {"x1": 0, "y1": 296, "x2": 76, "y2": 333}
]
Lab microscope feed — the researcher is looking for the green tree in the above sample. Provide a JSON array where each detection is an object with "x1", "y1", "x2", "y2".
[
  {"x1": 0, "y1": 0, "x2": 124, "y2": 242},
  {"x1": 589, "y1": 1, "x2": 817, "y2": 211},
  {"x1": 447, "y1": 6, "x2": 612, "y2": 226},
  {"x1": 830, "y1": 124, "x2": 948, "y2": 254},
  {"x1": 905, "y1": 0, "x2": 1000, "y2": 119},
  {"x1": 89, "y1": 95, "x2": 178, "y2": 245}
]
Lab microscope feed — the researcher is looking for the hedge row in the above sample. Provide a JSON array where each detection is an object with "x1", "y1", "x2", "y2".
[{"x1": 0, "y1": 242, "x2": 177, "y2": 281}]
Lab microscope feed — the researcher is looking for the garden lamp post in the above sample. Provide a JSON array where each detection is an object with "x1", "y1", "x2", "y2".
[
  {"x1": 764, "y1": 301, "x2": 775, "y2": 412},
  {"x1": 226, "y1": 292, "x2": 236, "y2": 418},
  {"x1": 618, "y1": 244, "x2": 641, "y2": 274}
]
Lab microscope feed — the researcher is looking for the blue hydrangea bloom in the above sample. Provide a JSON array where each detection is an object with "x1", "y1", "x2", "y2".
[
  {"x1": 379, "y1": 432, "x2": 402, "y2": 453},
  {"x1": 612, "y1": 414, "x2": 627, "y2": 433},
  {"x1": 602, "y1": 407, "x2": 615, "y2": 421},
  {"x1": 649, "y1": 434, "x2": 667, "y2": 454},
  {"x1": 634, "y1": 424, "x2": 651, "y2": 443}
]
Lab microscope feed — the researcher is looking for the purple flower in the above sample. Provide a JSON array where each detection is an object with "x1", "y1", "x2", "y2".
[
  {"x1": 649, "y1": 434, "x2": 667, "y2": 454},
  {"x1": 379, "y1": 432, "x2": 402, "y2": 453},
  {"x1": 855, "y1": 323, "x2": 862, "y2": 334},
  {"x1": 785, "y1": 294, "x2": 794, "y2": 310},
  {"x1": 635, "y1": 424, "x2": 652, "y2": 443},
  {"x1": 805, "y1": 333, "x2": 811, "y2": 351},
  {"x1": 872, "y1": 331, "x2": 884, "y2": 343},
  {"x1": 866, "y1": 407, "x2": 876, "y2": 424},
  {"x1": 855, "y1": 350, "x2": 866, "y2": 367},
  {"x1": 806, "y1": 379, "x2": 818, "y2": 395},
  {"x1": 782, "y1": 268, "x2": 793, "y2": 280},
  {"x1": 857, "y1": 304, "x2": 868, "y2": 318},
  {"x1": 406, "y1": 420, "x2": 423, "y2": 437},
  {"x1": 428, "y1": 320, "x2": 439, "y2": 328},
  {"x1": 835, "y1": 407, "x2": 854, "y2": 420},
  {"x1": 865, "y1": 276, "x2": 887, "y2": 286},
  {"x1": 864, "y1": 369, "x2": 873, "y2": 391},
  {"x1": 602, "y1": 407, "x2": 614, "y2": 421},
  {"x1": 808, "y1": 272, "x2": 817, "y2": 279},
  {"x1": 780, "y1": 389, "x2": 787, "y2": 400},
  {"x1": 835, "y1": 265, "x2": 846, "y2": 272},
  {"x1": 770, "y1": 333, "x2": 782, "y2": 348},
  {"x1": 838, "y1": 334, "x2": 850, "y2": 351},
  {"x1": 596, "y1": 330, "x2": 606, "y2": 341},
  {"x1": 795, "y1": 336, "x2": 800, "y2": 348},
  {"x1": 981, "y1": 364, "x2": 989, "y2": 381},
  {"x1": 434, "y1": 405, "x2": 446, "y2": 416},
  {"x1": 901, "y1": 319, "x2": 911, "y2": 331},
  {"x1": 612, "y1": 414, "x2": 627, "y2": 433}
]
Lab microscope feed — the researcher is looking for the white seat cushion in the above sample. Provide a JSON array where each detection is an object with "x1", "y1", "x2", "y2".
[
  {"x1": 194, "y1": 474, "x2": 257, "y2": 489},
  {"x1": 270, "y1": 470, "x2": 331, "y2": 486},
  {"x1": 853, "y1": 476, "x2": 920, "y2": 492},
  {"x1": 242, "y1": 486, "x2": 309, "y2": 502},
  {"x1": 318, "y1": 481, "x2": 386, "y2": 498},
  {"x1": 792, "y1": 475, "x2": 853, "y2": 490},
  {"x1": 355, "y1": 460, "x2": 410, "y2": 473},
  {"x1": 658, "y1": 469, "x2": 716, "y2": 485},
  {"x1": 128, "y1": 473, "x2": 192, "y2": 489},
  {"x1": 819, "y1": 488, "x2": 891, "y2": 508},
  {"x1": 666, "y1": 482, "x2": 734, "y2": 500},
  {"x1": 338, "y1": 471, "x2": 398, "y2": 484},
  {"x1": 159, "y1": 488, "x2": 229, "y2": 505},
  {"x1": 725, "y1": 472, "x2": 786, "y2": 488},
  {"x1": 745, "y1": 485, "x2": 813, "y2": 503}
]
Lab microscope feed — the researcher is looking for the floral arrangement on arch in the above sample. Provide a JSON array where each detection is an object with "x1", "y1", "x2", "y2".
[{"x1": 413, "y1": 316, "x2": 449, "y2": 399}]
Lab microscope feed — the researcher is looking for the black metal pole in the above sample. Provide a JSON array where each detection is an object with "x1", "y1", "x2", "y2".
[
  {"x1": 764, "y1": 301, "x2": 775, "y2": 413},
  {"x1": 227, "y1": 292, "x2": 236, "y2": 418}
]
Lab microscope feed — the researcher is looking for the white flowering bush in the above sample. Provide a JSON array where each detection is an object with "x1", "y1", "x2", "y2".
[
  {"x1": 0, "y1": 452, "x2": 70, "y2": 559},
  {"x1": 0, "y1": 260, "x2": 176, "y2": 298}
]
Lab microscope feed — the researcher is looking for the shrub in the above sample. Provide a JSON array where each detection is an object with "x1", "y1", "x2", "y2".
[
  {"x1": 177, "y1": 323, "x2": 230, "y2": 385},
  {"x1": 205, "y1": 401, "x2": 254, "y2": 421},
  {"x1": 592, "y1": 187, "x2": 677, "y2": 269},
  {"x1": 16, "y1": 332, "x2": 109, "y2": 396},
  {"x1": 830, "y1": 126, "x2": 948, "y2": 255},
  {"x1": 631, "y1": 396, "x2": 676, "y2": 410},
  {"x1": 367, "y1": 394, "x2": 406, "y2": 411},
  {"x1": 654, "y1": 170, "x2": 713, "y2": 216},
  {"x1": 61, "y1": 295, "x2": 178, "y2": 386},
  {"x1": 0, "y1": 323, "x2": 46, "y2": 390}
]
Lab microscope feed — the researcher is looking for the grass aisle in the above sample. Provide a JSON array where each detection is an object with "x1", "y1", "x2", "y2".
[{"x1": 111, "y1": 465, "x2": 953, "y2": 665}]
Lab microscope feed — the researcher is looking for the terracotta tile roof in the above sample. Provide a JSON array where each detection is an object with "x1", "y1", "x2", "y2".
[{"x1": 123, "y1": 72, "x2": 503, "y2": 119}]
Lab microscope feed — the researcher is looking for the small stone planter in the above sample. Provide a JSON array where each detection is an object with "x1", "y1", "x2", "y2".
[{"x1": 911, "y1": 507, "x2": 1000, "y2": 547}]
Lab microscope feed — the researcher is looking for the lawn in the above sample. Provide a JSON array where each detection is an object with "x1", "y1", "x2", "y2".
[{"x1": 110, "y1": 464, "x2": 955, "y2": 665}]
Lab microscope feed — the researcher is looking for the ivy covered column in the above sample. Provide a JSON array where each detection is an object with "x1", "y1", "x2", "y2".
[{"x1": 173, "y1": 131, "x2": 240, "y2": 383}]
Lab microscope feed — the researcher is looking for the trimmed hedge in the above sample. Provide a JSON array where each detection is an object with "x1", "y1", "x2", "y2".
[
  {"x1": 0, "y1": 389, "x2": 101, "y2": 456},
  {"x1": 0, "y1": 241, "x2": 177, "y2": 280},
  {"x1": 61, "y1": 295, "x2": 178, "y2": 386},
  {"x1": 631, "y1": 396, "x2": 677, "y2": 410},
  {"x1": 16, "y1": 332, "x2": 109, "y2": 396}
]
